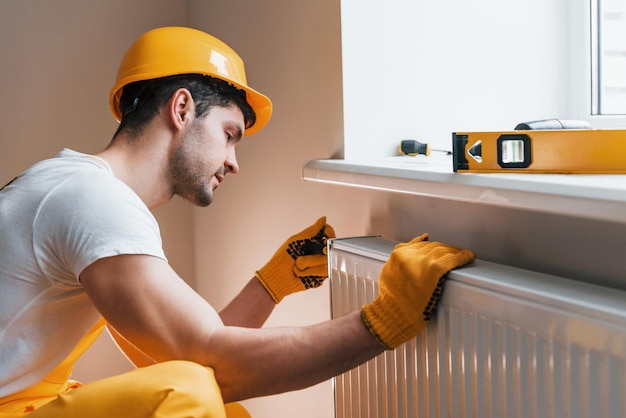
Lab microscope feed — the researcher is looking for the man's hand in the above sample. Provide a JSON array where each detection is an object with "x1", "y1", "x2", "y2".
[
  {"x1": 361, "y1": 234, "x2": 475, "y2": 349},
  {"x1": 255, "y1": 216, "x2": 336, "y2": 303}
]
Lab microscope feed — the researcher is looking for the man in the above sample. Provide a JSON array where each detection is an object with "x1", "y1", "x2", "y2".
[{"x1": 0, "y1": 27, "x2": 475, "y2": 417}]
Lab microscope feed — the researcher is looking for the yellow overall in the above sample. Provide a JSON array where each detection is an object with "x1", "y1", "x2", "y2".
[{"x1": 0, "y1": 319, "x2": 250, "y2": 418}]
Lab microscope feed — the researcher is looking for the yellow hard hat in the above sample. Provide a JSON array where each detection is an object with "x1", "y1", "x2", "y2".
[{"x1": 109, "y1": 26, "x2": 272, "y2": 136}]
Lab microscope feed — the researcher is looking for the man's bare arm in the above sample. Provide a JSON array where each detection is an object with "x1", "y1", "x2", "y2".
[
  {"x1": 219, "y1": 277, "x2": 275, "y2": 328},
  {"x1": 205, "y1": 310, "x2": 383, "y2": 402},
  {"x1": 80, "y1": 254, "x2": 383, "y2": 402},
  {"x1": 108, "y1": 278, "x2": 274, "y2": 365}
]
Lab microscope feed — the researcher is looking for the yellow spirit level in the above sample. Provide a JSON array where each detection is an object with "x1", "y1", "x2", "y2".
[{"x1": 453, "y1": 129, "x2": 626, "y2": 173}]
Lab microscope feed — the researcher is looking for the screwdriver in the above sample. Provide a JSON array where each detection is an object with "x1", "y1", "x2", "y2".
[{"x1": 398, "y1": 139, "x2": 452, "y2": 156}]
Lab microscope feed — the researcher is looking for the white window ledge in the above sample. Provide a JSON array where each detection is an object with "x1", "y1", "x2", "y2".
[{"x1": 302, "y1": 154, "x2": 626, "y2": 224}]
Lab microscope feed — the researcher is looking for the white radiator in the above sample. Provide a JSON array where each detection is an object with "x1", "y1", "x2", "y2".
[{"x1": 329, "y1": 236, "x2": 626, "y2": 418}]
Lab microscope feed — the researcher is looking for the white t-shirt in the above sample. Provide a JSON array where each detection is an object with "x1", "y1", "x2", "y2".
[{"x1": 0, "y1": 149, "x2": 166, "y2": 397}]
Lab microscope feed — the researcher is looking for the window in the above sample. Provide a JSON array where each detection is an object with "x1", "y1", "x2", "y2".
[
  {"x1": 304, "y1": 0, "x2": 626, "y2": 223},
  {"x1": 592, "y1": 0, "x2": 626, "y2": 115}
]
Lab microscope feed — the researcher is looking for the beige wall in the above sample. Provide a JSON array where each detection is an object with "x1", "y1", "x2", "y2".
[
  {"x1": 187, "y1": 2, "x2": 349, "y2": 416},
  {"x1": 0, "y1": 0, "x2": 196, "y2": 394},
  {"x1": 2, "y1": 2, "x2": 626, "y2": 418}
]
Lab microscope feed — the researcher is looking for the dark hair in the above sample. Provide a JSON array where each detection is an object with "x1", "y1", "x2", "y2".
[{"x1": 113, "y1": 74, "x2": 256, "y2": 138}]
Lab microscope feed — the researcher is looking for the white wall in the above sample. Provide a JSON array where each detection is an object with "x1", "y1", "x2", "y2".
[
  {"x1": 2, "y1": 2, "x2": 626, "y2": 418},
  {"x1": 341, "y1": 0, "x2": 570, "y2": 161}
]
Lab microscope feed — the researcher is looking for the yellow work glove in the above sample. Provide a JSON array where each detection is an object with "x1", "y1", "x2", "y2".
[
  {"x1": 361, "y1": 234, "x2": 475, "y2": 350},
  {"x1": 256, "y1": 216, "x2": 336, "y2": 303}
]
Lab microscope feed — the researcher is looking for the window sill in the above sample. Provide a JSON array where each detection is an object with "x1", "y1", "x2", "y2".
[{"x1": 302, "y1": 154, "x2": 626, "y2": 224}]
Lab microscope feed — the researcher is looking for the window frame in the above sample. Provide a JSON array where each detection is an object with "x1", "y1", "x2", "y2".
[{"x1": 569, "y1": 0, "x2": 626, "y2": 127}]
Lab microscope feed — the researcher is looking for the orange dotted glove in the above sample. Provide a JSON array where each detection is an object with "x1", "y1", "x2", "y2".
[
  {"x1": 361, "y1": 234, "x2": 475, "y2": 349},
  {"x1": 256, "y1": 216, "x2": 336, "y2": 303}
]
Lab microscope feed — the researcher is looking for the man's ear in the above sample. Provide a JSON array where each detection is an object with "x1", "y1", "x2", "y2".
[{"x1": 169, "y1": 88, "x2": 195, "y2": 131}]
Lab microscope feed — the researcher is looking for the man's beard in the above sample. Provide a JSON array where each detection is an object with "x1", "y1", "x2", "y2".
[{"x1": 168, "y1": 134, "x2": 215, "y2": 207}]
